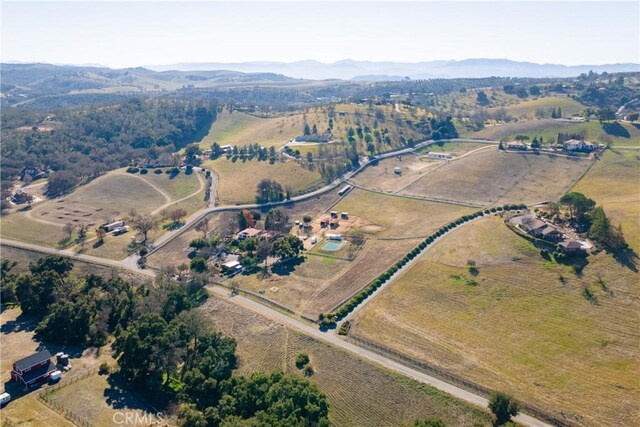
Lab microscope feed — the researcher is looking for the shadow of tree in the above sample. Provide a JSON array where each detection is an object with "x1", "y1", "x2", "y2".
[
  {"x1": 104, "y1": 374, "x2": 157, "y2": 412},
  {"x1": 602, "y1": 122, "x2": 630, "y2": 138},
  {"x1": 271, "y1": 257, "x2": 305, "y2": 276},
  {"x1": 0, "y1": 311, "x2": 39, "y2": 334},
  {"x1": 612, "y1": 248, "x2": 638, "y2": 273}
]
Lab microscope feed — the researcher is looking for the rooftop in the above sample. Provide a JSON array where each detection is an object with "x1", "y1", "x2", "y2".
[{"x1": 14, "y1": 349, "x2": 52, "y2": 372}]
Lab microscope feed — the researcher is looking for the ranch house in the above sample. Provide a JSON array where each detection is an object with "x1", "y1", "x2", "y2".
[
  {"x1": 563, "y1": 139, "x2": 599, "y2": 152},
  {"x1": 558, "y1": 240, "x2": 584, "y2": 253},
  {"x1": 237, "y1": 227, "x2": 264, "y2": 240},
  {"x1": 11, "y1": 349, "x2": 57, "y2": 388}
]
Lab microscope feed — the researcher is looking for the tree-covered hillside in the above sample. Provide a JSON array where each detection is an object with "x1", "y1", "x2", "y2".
[{"x1": 1, "y1": 98, "x2": 217, "y2": 196}]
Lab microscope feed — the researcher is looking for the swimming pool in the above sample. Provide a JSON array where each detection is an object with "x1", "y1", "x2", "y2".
[{"x1": 321, "y1": 241, "x2": 344, "y2": 251}]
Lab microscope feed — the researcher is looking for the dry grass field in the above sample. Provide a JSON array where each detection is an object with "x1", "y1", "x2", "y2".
[
  {"x1": 196, "y1": 103, "x2": 425, "y2": 156},
  {"x1": 45, "y1": 374, "x2": 161, "y2": 427},
  {"x1": 466, "y1": 119, "x2": 640, "y2": 146},
  {"x1": 572, "y1": 149, "x2": 640, "y2": 252},
  {"x1": 400, "y1": 149, "x2": 594, "y2": 206},
  {"x1": 203, "y1": 157, "x2": 322, "y2": 205},
  {"x1": 196, "y1": 110, "x2": 303, "y2": 149},
  {"x1": 198, "y1": 297, "x2": 493, "y2": 427},
  {"x1": 350, "y1": 142, "x2": 492, "y2": 194},
  {"x1": 487, "y1": 96, "x2": 586, "y2": 120},
  {"x1": 231, "y1": 189, "x2": 473, "y2": 316},
  {"x1": 0, "y1": 169, "x2": 205, "y2": 259},
  {"x1": 351, "y1": 216, "x2": 640, "y2": 426}
]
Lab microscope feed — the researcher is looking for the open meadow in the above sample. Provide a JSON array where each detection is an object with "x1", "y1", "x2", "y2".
[
  {"x1": 399, "y1": 149, "x2": 594, "y2": 206},
  {"x1": 487, "y1": 96, "x2": 586, "y2": 120},
  {"x1": 572, "y1": 149, "x2": 640, "y2": 252},
  {"x1": 350, "y1": 216, "x2": 640, "y2": 426},
  {"x1": 198, "y1": 296, "x2": 493, "y2": 427},
  {"x1": 202, "y1": 157, "x2": 322, "y2": 205},
  {"x1": 467, "y1": 119, "x2": 640, "y2": 146}
]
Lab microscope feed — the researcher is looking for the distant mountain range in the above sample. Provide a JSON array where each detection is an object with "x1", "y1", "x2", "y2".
[{"x1": 147, "y1": 58, "x2": 640, "y2": 80}]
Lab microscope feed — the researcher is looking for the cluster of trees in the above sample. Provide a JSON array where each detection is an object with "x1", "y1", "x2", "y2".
[
  {"x1": 212, "y1": 142, "x2": 277, "y2": 164},
  {"x1": 256, "y1": 179, "x2": 288, "y2": 204},
  {"x1": 2, "y1": 256, "x2": 138, "y2": 346},
  {"x1": 559, "y1": 192, "x2": 627, "y2": 251},
  {"x1": 1, "y1": 98, "x2": 216, "y2": 197},
  {"x1": 112, "y1": 280, "x2": 328, "y2": 426},
  {"x1": 550, "y1": 107, "x2": 563, "y2": 118}
]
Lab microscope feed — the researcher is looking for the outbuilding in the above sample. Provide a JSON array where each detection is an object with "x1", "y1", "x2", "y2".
[{"x1": 11, "y1": 349, "x2": 57, "y2": 388}]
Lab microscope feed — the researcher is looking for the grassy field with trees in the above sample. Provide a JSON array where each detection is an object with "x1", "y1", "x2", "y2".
[
  {"x1": 350, "y1": 216, "x2": 639, "y2": 426},
  {"x1": 572, "y1": 149, "x2": 640, "y2": 252}
]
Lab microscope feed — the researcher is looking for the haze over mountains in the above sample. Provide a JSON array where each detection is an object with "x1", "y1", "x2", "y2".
[{"x1": 146, "y1": 58, "x2": 640, "y2": 80}]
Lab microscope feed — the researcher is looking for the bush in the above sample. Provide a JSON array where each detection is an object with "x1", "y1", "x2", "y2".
[
  {"x1": 488, "y1": 391, "x2": 519, "y2": 425},
  {"x1": 140, "y1": 168, "x2": 148, "y2": 175},
  {"x1": 126, "y1": 167, "x2": 139, "y2": 174},
  {"x1": 99, "y1": 362, "x2": 111, "y2": 375},
  {"x1": 154, "y1": 169, "x2": 163, "y2": 174},
  {"x1": 295, "y1": 353, "x2": 310, "y2": 369}
]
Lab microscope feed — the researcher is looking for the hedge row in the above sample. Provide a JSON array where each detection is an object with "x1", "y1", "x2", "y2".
[{"x1": 325, "y1": 203, "x2": 527, "y2": 322}]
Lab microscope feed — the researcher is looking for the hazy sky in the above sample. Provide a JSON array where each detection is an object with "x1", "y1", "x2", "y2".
[{"x1": 2, "y1": 1, "x2": 639, "y2": 68}]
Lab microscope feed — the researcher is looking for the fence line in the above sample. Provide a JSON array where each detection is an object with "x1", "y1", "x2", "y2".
[
  {"x1": 348, "y1": 334, "x2": 577, "y2": 427},
  {"x1": 38, "y1": 368, "x2": 98, "y2": 427}
]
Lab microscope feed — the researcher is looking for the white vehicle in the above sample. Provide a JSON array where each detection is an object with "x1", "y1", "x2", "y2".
[{"x1": 0, "y1": 392, "x2": 11, "y2": 405}]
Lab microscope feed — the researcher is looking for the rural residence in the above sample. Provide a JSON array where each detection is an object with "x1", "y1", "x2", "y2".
[
  {"x1": 427, "y1": 152, "x2": 453, "y2": 159},
  {"x1": 237, "y1": 227, "x2": 264, "y2": 240}
]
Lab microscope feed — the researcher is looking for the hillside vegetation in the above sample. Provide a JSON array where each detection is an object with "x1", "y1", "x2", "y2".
[{"x1": 1, "y1": 98, "x2": 216, "y2": 196}]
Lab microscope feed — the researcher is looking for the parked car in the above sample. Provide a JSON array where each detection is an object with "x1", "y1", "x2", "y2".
[{"x1": 0, "y1": 392, "x2": 11, "y2": 406}]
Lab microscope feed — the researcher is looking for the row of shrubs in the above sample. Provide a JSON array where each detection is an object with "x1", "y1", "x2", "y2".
[
  {"x1": 322, "y1": 203, "x2": 527, "y2": 324},
  {"x1": 126, "y1": 166, "x2": 183, "y2": 176}
]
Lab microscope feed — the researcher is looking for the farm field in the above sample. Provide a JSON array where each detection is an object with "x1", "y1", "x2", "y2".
[
  {"x1": 466, "y1": 119, "x2": 640, "y2": 146},
  {"x1": 231, "y1": 189, "x2": 473, "y2": 316},
  {"x1": 487, "y1": 96, "x2": 586, "y2": 120},
  {"x1": 203, "y1": 157, "x2": 322, "y2": 205},
  {"x1": 572, "y1": 149, "x2": 640, "y2": 252},
  {"x1": 351, "y1": 142, "x2": 492, "y2": 194},
  {"x1": 350, "y1": 216, "x2": 640, "y2": 426},
  {"x1": 399, "y1": 149, "x2": 594, "y2": 206},
  {"x1": 198, "y1": 297, "x2": 493, "y2": 427}
]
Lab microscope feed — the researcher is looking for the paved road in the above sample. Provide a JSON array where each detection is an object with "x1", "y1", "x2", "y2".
[
  {"x1": 206, "y1": 285, "x2": 552, "y2": 427},
  {"x1": 0, "y1": 238, "x2": 156, "y2": 278}
]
